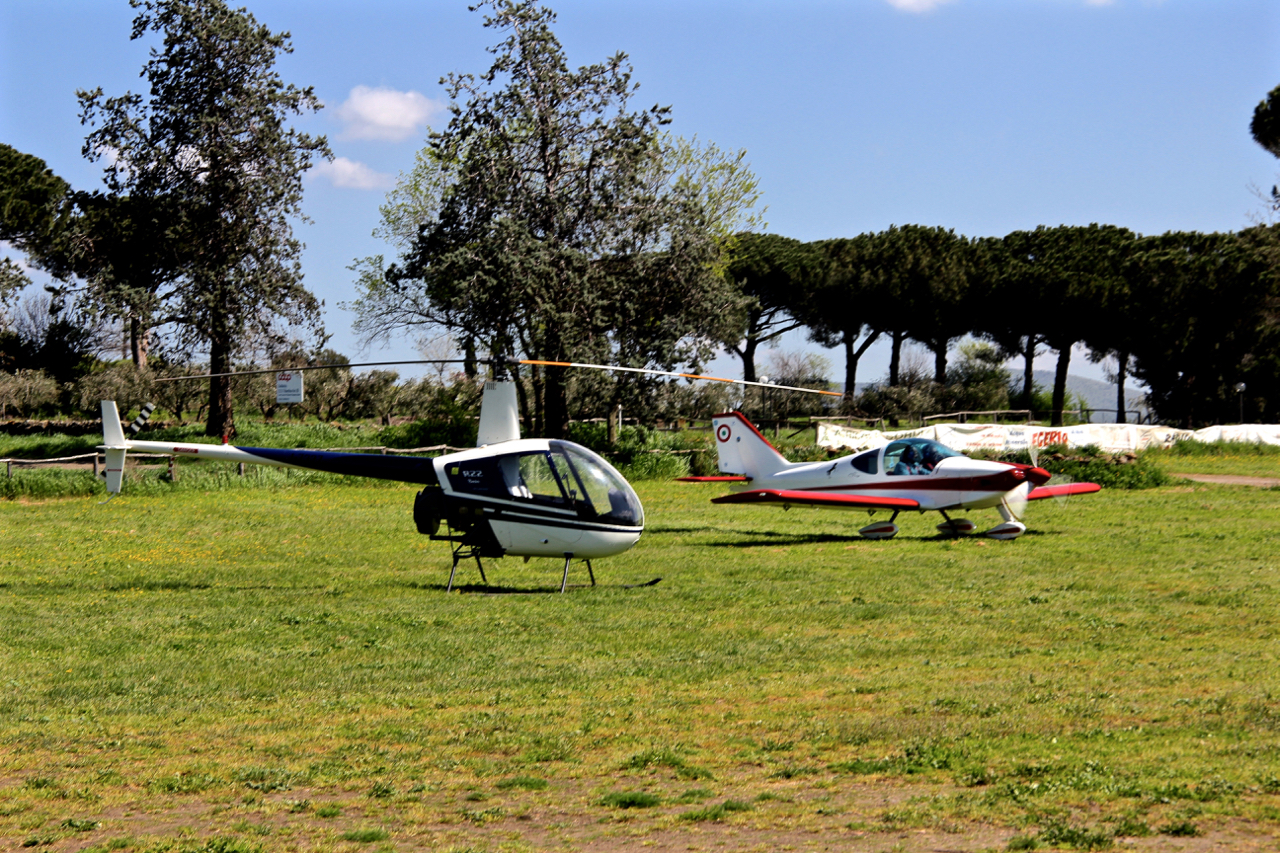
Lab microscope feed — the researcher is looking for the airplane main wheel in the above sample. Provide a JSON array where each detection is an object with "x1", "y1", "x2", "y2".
[
  {"x1": 859, "y1": 522, "x2": 899, "y2": 540},
  {"x1": 936, "y1": 518, "x2": 976, "y2": 536}
]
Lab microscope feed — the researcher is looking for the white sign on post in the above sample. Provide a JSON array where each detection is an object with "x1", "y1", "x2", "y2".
[{"x1": 276, "y1": 371, "x2": 304, "y2": 404}]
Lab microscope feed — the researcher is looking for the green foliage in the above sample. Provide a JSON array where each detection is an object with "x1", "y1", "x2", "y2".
[
  {"x1": 1146, "y1": 438, "x2": 1280, "y2": 458},
  {"x1": 0, "y1": 369, "x2": 60, "y2": 418},
  {"x1": 974, "y1": 445, "x2": 1173, "y2": 490},
  {"x1": 340, "y1": 829, "x2": 389, "y2": 843},
  {"x1": 679, "y1": 799, "x2": 753, "y2": 821},
  {"x1": 3, "y1": 477, "x2": 1280, "y2": 841},
  {"x1": 140, "y1": 839, "x2": 262, "y2": 853},
  {"x1": 1158, "y1": 820, "x2": 1201, "y2": 837},
  {"x1": 831, "y1": 741, "x2": 959, "y2": 777},
  {"x1": 1044, "y1": 457, "x2": 1170, "y2": 490},
  {"x1": 146, "y1": 773, "x2": 220, "y2": 795},
  {"x1": 495, "y1": 775, "x2": 547, "y2": 791},
  {"x1": 78, "y1": 0, "x2": 330, "y2": 435},
  {"x1": 356, "y1": 1, "x2": 745, "y2": 437},
  {"x1": 1036, "y1": 819, "x2": 1113, "y2": 850},
  {"x1": 378, "y1": 416, "x2": 476, "y2": 450},
  {"x1": 623, "y1": 748, "x2": 713, "y2": 780},
  {"x1": 232, "y1": 766, "x2": 296, "y2": 792},
  {"x1": 598, "y1": 790, "x2": 662, "y2": 808}
]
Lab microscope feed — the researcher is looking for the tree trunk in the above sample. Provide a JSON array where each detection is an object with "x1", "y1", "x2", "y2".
[
  {"x1": 463, "y1": 338, "x2": 477, "y2": 379},
  {"x1": 607, "y1": 394, "x2": 619, "y2": 446},
  {"x1": 1114, "y1": 351, "x2": 1128, "y2": 424},
  {"x1": 741, "y1": 336, "x2": 758, "y2": 384},
  {"x1": 544, "y1": 365, "x2": 568, "y2": 439},
  {"x1": 531, "y1": 363, "x2": 545, "y2": 437},
  {"x1": 889, "y1": 331, "x2": 903, "y2": 386},
  {"x1": 205, "y1": 331, "x2": 235, "y2": 438},
  {"x1": 1022, "y1": 336, "x2": 1036, "y2": 409},
  {"x1": 1051, "y1": 344, "x2": 1071, "y2": 427},
  {"x1": 129, "y1": 316, "x2": 150, "y2": 369},
  {"x1": 933, "y1": 339, "x2": 947, "y2": 384},
  {"x1": 844, "y1": 329, "x2": 880, "y2": 407},
  {"x1": 843, "y1": 334, "x2": 857, "y2": 405}
]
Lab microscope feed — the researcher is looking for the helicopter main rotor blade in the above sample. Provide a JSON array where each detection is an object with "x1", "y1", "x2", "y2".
[{"x1": 519, "y1": 360, "x2": 843, "y2": 397}]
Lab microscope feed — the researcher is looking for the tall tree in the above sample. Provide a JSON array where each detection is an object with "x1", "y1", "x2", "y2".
[
  {"x1": 801, "y1": 235, "x2": 884, "y2": 400},
  {"x1": 721, "y1": 233, "x2": 818, "y2": 383},
  {"x1": 0, "y1": 143, "x2": 76, "y2": 293},
  {"x1": 1128, "y1": 230, "x2": 1276, "y2": 427},
  {"x1": 79, "y1": 0, "x2": 330, "y2": 437},
  {"x1": 860, "y1": 225, "x2": 970, "y2": 386},
  {"x1": 1001, "y1": 224, "x2": 1134, "y2": 425},
  {"x1": 896, "y1": 225, "x2": 973, "y2": 383},
  {"x1": 361, "y1": 1, "x2": 745, "y2": 438}
]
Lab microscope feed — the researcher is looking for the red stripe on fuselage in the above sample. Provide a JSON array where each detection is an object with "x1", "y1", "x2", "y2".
[{"x1": 801, "y1": 473, "x2": 1022, "y2": 493}]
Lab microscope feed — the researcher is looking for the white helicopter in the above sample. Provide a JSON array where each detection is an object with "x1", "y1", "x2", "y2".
[
  {"x1": 698, "y1": 411, "x2": 1100, "y2": 540},
  {"x1": 98, "y1": 380, "x2": 644, "y2": 592}
]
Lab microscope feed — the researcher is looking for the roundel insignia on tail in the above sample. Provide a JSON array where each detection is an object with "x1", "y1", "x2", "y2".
[{"x1": 716, "y1": 424, "x2": 732, "y2": 442}]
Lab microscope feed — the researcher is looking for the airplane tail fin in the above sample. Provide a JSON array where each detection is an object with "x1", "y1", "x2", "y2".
[
  {"x1": 710, "y1": 411, "x2": 792, "y2": 480},
  {"x1": 100, "y1": 401, "x2": 129, "y2": 494}
]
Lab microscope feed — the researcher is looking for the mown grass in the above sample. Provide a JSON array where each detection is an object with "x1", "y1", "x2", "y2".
[
  {"x1": 2, "y1": 469, "x2": 1279, "y2": 848},
  {"x1": 1143, "y1": 439, "x2": 1280, "y2": 478}
]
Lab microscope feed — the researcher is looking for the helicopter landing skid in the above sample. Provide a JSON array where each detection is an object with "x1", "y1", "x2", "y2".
[
  {"x1": 560, "y1": 554, "x2": 596, "y2": 593},
  {"x1": 447, "y1": 543, "x2": 488, "y2": 592}
]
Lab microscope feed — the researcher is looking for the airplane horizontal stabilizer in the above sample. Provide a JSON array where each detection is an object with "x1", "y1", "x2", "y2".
[{"x1": 711, "y1": 489, "x2": 920, "y2": 511}]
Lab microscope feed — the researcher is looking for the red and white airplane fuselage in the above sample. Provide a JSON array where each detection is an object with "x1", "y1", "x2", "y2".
[{"x1": 702, "y1": 412, "x2": 1099, "y2": 540}]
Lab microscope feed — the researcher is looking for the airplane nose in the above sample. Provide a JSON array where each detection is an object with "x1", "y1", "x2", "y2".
[{"x1": 1027, "y1": 466, "x2": 1052, "y2": 486}]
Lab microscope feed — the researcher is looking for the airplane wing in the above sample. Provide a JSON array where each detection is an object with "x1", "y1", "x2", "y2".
[
  {"x1": 1027, "y1": 482, "x2": 1101, "y2": 500},
  {"x1": 710, "y1": 489, "x2": 920, "y2": 510}
]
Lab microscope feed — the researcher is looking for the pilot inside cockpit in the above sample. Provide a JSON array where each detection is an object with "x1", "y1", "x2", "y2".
[
  {"x1": 885, "y1": 438, "x2": 962, "y2": 476},
  {"x1": 893, "y1": 445, "x2": 923, "y2": 475}
]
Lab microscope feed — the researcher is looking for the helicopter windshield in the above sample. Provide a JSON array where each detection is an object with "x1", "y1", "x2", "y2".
[
  {"x1": 883, "y1": 438, "x2": 963, "y2": 476},
  {"x1": 551, "y1": 441, "x2": 644, "y2": 527}
]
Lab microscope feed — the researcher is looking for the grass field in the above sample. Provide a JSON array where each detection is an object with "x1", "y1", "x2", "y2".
[{"x1": 3, "y1": 463, "x2": 1280, "y2": 851}]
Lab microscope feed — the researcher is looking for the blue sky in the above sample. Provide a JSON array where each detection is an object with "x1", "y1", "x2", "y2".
[{"x1": 3, "y1": 0, "x2": 1279, "y2": 387}]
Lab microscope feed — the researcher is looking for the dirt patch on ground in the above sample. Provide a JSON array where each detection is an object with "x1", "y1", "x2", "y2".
[
  {"x1": 1173, "y1": 473, "x2": 1280, "y2": 487},
  {"x1": 6, "y1": 777, "x2": 1280, "y2": 852}
]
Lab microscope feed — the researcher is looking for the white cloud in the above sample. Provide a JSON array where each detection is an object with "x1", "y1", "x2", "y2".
[
  {"x1": 333, "y1": 85, "x2": 444, "y2": 142},
  {"x1": 884, "y1": 0, "x2": 955, "y2": 12},
  {"x1": 311, "y1": 157, "x2": 393, "y2": 190}
]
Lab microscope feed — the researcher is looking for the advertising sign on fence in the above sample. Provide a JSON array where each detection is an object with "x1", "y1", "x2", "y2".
[
  {"x1": 276, "y1": 371, "x2": 304, "y2": 404},
  {"x1": 817, "y1": 421, "x2": 1280, "y2": 453}
]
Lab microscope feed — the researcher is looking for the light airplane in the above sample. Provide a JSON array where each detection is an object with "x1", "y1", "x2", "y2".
[
  {"x1": 697, "y1": 411, "x2": 1100, "y2": 540},
  {"x1": 97, "y1": 381, "x2": 644, "y2": 592}
]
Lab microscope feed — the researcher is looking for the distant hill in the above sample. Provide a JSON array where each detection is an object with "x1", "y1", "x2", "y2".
[
  {"x1": 1022, "y1": 370, "x2": 1148, "y2": 419},
  {"x1": 842, "y1": 370, "x2": 1148, "y2": 422}
]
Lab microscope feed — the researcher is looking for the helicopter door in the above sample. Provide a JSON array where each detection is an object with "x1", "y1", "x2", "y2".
[{"x1": 488, "y1": 451, "x2": 583, "y2": 555}]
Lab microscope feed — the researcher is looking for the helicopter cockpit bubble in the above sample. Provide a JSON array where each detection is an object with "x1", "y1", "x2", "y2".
[{"x1": 552, "y1": 441, "x2": 644, "y2": 527}]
